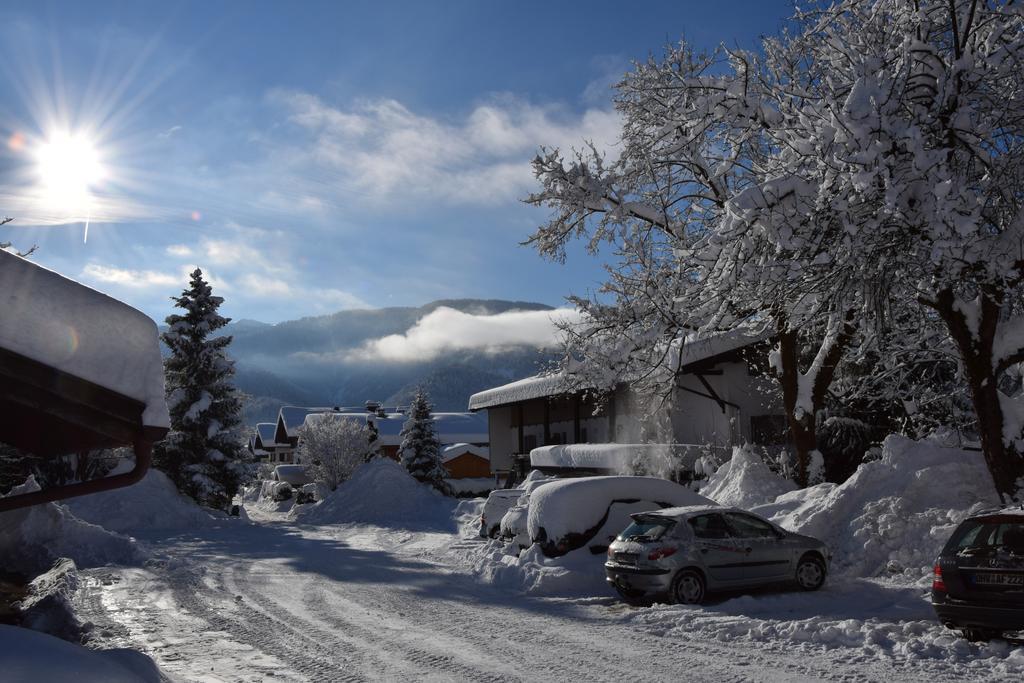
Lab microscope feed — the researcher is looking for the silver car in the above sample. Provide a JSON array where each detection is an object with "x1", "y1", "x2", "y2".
[{"x1": 605, "y1": 505, "x2": 831, "y2": 604}]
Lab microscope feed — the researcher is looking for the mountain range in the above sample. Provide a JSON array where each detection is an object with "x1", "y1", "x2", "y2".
[{"x1": 212, "y1": 299, "x2": 559, "y2": 426}]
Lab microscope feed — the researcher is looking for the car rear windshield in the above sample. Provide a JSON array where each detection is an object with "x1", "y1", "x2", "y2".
[
  {"x1": 617, "y1": 518, "x2": 674, "y2": 542},
  {"x1": 945, "y1": 516, "x2": 1024, "y2": 555}
]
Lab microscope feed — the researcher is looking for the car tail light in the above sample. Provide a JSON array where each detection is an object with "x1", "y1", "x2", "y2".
[
  {"x1": 648, "y1": 547, "x2": 677, "y2": 561},
  {"x1": 607, "y1": 547, "x2": 615, "y2": 558},
  {"x1": 932, "y1": 564, "x2": 946, "y2": 592}
]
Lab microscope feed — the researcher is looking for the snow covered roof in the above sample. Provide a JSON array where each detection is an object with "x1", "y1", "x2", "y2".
[
  {"x1": 0, "y1": 250, "x2": 169, "y2": 429},
  {"x1": 256, "y1": 422, "x2": 278, "y2": 445},
  {"x1": 278, "y1": 406, "x2": 341, "y2": 437},
  {"x1": 469, "y1": 329, "x2": 770, "y2": 411},
  {"x1": 529, "y1": 443, "x2": 673, "y2": 472},
  {"x1": 441, "y1": 443, "x2": 490, "y2": 463},
  {"x1": 302, "y1": 411, "x2": 489, "y2": 447},
  {"x1": 468, "y1": 373, "x2": 570, "y2": 411},
  {"x1": 672, "y1": 327, "x2": 774, "y2": 372}
]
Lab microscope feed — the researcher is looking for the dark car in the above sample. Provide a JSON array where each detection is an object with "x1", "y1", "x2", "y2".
[{"x1": 931, "y1": 509, "x2": 1024, "y2": 641}]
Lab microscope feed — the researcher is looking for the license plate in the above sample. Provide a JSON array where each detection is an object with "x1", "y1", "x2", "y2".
[
  {"x1": 973, "y1": 572, "x2": 1024, "y2": 586},
  {"x1": 615, "y1": 553, "x2": 639, "y2": 566}
]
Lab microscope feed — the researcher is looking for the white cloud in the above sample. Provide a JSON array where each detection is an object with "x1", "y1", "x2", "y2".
[
  {"x1": 82, "y1": 263, "x2": 180, "y2": 288},
  {"x1": 166, "y1": 244, "x2": 193, "y2": 257},
  {"x1": 267, "y1": 91, "x2": 621, "y2": 206},
  {"x1": 343, "y1": 306, "x2": 580, "y2": 362}
]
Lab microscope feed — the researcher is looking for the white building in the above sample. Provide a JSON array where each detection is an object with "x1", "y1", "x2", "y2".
[{"x1": 467, "y1": 331, "x2": 786, "y2": 477}]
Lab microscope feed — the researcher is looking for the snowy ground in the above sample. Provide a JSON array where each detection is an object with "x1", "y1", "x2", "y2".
[{"x1": 71, "y1": 503, "x2": 1021, "y2": 682}]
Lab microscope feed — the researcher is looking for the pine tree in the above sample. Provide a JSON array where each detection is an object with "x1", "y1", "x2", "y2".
[
  {"x1": 399, "y1": 389, "x2": 450, "y2": 494},
  {"x1": 155, "y1": 268, "x2": 248, "y2": 510}
]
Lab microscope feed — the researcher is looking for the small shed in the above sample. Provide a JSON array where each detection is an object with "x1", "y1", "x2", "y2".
[
  {"x1": 441, "y1": 443, "x2": 491, "y2": 479},
  {"x1": 0, "y1": 251, "x2": 169, "y2": 512}
]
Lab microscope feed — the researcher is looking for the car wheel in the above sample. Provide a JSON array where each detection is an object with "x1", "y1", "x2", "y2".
[
  {"x1": 670, "y1": 569, "x2": 706, "y2": 605},
  {"x1": 962, "y1": 628, "x2": 998, "y2": 642},
  {"x1": 795, "y1": 555, "x2": 826, "y2": 591}
]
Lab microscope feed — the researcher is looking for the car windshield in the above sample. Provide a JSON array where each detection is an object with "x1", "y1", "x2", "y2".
[
  {"x1": 618, "y1": 518, "x2": 673, "y2": 542},
  {"x1": 946, "y1": 516, "x2": 1024, "y2": 557}
]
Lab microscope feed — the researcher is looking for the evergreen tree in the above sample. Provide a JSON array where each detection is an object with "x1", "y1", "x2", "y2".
[
  {"x1": 155, "y1": 268, "x2": 248, "y2": 510},
  {"x1": 399, "y1": 389, "x2": 450, "y2": 494}
]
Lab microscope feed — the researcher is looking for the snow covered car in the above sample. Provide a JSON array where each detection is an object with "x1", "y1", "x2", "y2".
[
  {"x1": 931, "y1": 508, "x2": 1024, "y2": 641},
  {"x1": 528, "y1": 476, "x2": 713, "y2": 558},
  {"x1": 480, "y1": 488, "x2": 523, "y2": 538},
  {"x1": 605, "y1": 506, "x2": 830, "y2": 604},
  {"x1": 499, "y1": 477, "x2": 559, "y2": 548},
  {"x1": 274, "y1": 464, "x2": 312, "y2": 487}
]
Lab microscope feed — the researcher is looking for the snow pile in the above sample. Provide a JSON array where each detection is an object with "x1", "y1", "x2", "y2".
[
  {"x1": 701, "y1": 444, "x2": 796, "y2": 508},
  {"x1": 290, "y1": 458, "x2": 456, "y2": 530},
  {"x1": 0, "y1": 478, "x2": 139, "y2": 575},
  {"x1": 529, "y1": 443, "x2": 672, "y2": 473},
  {"x1": 65, "y1": 463, "x2": 214, "y2": 535},
  {"x1": 0, "y1": 250, "x2": 169, "y2": 429},
  {"x1": 750, "y1": 435, "x2": 1000, "y2": 578},
  {"x1": 527, "y1": 476, "x2": 712, "y2": 543},
  {"x1": 0, "y1": 624, "x2": 162, "y2": 682},
  {"x1": 15, "y1": 558, "x2": 83, "y2": 641},
  {"x1": 624, "y1": 579, "x2": 1024, "y2": 676},
  {"x1": 467, "y1": 542, "x2": 611, "y2": 596},
  {"x1": 446, "y1": 477, "x2": 493, "y2": 495}
]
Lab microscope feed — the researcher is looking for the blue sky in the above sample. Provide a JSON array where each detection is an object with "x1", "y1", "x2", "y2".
[{"x1": 0, "y1": 0, "x2": 793, "y2": 324}]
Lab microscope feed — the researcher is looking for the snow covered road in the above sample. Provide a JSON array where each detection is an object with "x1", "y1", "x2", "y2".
[{"x1": 72, "y1": 509, "x2": 1016, "y2": 683}]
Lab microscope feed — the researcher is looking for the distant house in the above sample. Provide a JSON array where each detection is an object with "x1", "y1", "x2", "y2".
[
  {"x1": 467, "y1": 330, "x2": 786, "y2": 478},
  {"x1": 272, "y1": 405, "x2": 366, "y2": 463},
  {"x1": 300, "y1": 408, "x2": 489, "y2": 462},
  {"x1": 249, "y1": 422, "x2": 288, "y2": 463},
  {"x1": 441, "y1": 443, "x2": 491, "y2": 479},
  {"x1": 272, "y1": 401, "x2": 490, "y2": 469}
]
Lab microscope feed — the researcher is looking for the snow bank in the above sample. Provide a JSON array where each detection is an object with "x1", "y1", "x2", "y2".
[
  {"x1": 751, "y1": 435, "x2": 1000, "y2": 578},
  {"x1": 0, "y1": 478, "x2": 139, "y2": 575},
  {"x1": 14, "y1": 557, "x2": 88, "y2": 642},
  {"x1": 529, "y1": 443, "x2": 672, "y2": 473},
  {"x1": 701, "y1": 444, "x2": 796, "y2": 509},
  {"x1": 625, "y1": 579, "x2": 1024, "y2": 677},
  {"x1": 65, "y1": 463, "x2": 213, "y2": 535},
  {"x1": 527, "y1": 476, "x2": 712, "y2": 544},
  {"x1": 0, "y1": 624, "x2": 162, "y2": 682},
  {"x1": 290, "y1": 458, "x2": 456, "y2": 530},
  {"x1": 468, "y1": 543, "x2": 610, "y2": 597},
  {"x1": 0, "y1": 250, "x2": 168, "y2": 429},
  {"x1": 446, "y1": 477, "x2": 493, "y2": 495}
]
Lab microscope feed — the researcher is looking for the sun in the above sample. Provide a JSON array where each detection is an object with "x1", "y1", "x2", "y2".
[{"x1": 33, "y1": 130, "x2": 106, "y2": 203}]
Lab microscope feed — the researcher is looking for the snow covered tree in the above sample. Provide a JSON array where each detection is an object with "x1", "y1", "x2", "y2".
[
  {"x1": 399, "y1": 389, "x2": 450, "y2": 494},
  {"x1": 299, "y1": 415, "x2": 373, "y2": 491},
  {"x1": 155, "y1": 268, "x2": 248, "y2": 510},
  {"x1": 528, "y1": 0, "x2": 1024, "y2": 498}
]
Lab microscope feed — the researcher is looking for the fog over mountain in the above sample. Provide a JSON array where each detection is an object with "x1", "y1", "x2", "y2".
[{"x1": 214, "y1": 299, "x2": 564, "y2": 425}]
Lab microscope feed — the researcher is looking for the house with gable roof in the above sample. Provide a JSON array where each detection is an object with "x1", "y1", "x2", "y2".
[{"x1": 468, "y1": 330, "x2": 786, "y2": 479}]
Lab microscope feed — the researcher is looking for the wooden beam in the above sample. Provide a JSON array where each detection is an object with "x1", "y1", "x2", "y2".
[
  {"x1": 573, "y1": 395, "x2": 581, "y2": 443},
  {"x1": 543, "y1": 399, "x2": 551, "y2": 445},
  {"x1": 679, "y1": 375, "x2": 740, "y2": 412},
  {"x1": 517, "y1": 403, "x2": 524, "y2": 454}
]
